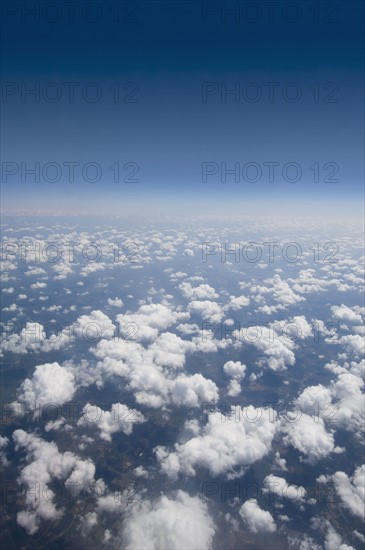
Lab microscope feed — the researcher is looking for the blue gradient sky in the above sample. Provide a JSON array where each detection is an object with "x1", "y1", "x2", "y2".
[{"x1": 1, "y1": 0, "x2": 364, "y2": 217}]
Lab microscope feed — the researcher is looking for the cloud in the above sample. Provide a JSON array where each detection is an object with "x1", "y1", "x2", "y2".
[
  {"x1": 329, "y1": 373, "x2": 364, "y2": 431},
  {"x1": 146, "y1": 331, "x2": 195, "y2": 369},
  {"x1": 339, "y1": 334, "x2": 365, "y2": 357},
  {"x1": 120, "y1": 490, "x2": 216, "y2": 550},
  {"x1": 85, "y1": 333, "x2": 218, "y2": 410},
  {"x1": 77, "y1": 403, "x2": 145, "y2": 442},
  {"x1": 13, "y1": 430, "x2": 95, "y2": 535},
  {"x1": 1, "y1": 310, "x2": 116, "y2": 354},
  {"x1": 322, "y1": 465, "x2": 365, "y2": 519},
  {"x1": 234, "y1": 324, "x2": 295, "y2": 372},
  {"x1": 15, "y1": 362, "x2": 76, "y2": 417},
  {"x1": 80, "y1": 262, "x2": 108, "y2": 277},
  {"x1": 169, "y1": 373, "x2": 219, "y2": 407},
  {"x1": 2, "y1": 286, "x2": 14, "y2": 293},
  {"x1": 288, "y1": 534, "x2": 322, "y2": 549},
  {"x1": 295, "y1": 372, "x2": 364, "y2": 433},
  {"x1": 176, "y1": 322, "x2": 200, "y2": 335},
  {"x1": 107, "y1": 297, "x2": 124, "y2": 307},
  {"x1": 331, "y1": 304, "x2": 363, "y2": 324},
  {"x1": 285, "y1": 315, "x2": 313, "y2": 339},
  {"x1": 156, "y1": 405, "x2": 277, "y2": 479},
  {"x1": 2, "y1": 303, "x2": 19, "y2": 312},
  {"x1": 273, "y1": 452, "x2": 287, "y2": 472},
  {"x1": 295, "y1": 384, "x2": 333, "y2": 415},
  {"x1": 263, "y1": 474, "x2": 306, "y2": 503},
  {"x1": 324, "y1": 523, "x2": 355, "y2": 550},
  {"x1": 233, "y1": 315, "x2": 312, "y2": 372},
  {"x1": 30, "y1": 281, "x2": 47, "y2": 289},
  {"x1": 225, "y1": 295, "x2": 250, "y2": 310},
  {"x1": 188, "y1": 300, "x2": 224, "y2": 323},
  {"x1": 250, "y1": 274, "x2": 305, "y2": 313},
  {"x1": 116, "y1": 303, "x2": 189, "y2": 343},
  {"x1": 223, "y1": 360, "x2": 246, "y2": 379},
  {"x1": 239, "y1": 499, "x2": 276, "y2": 534},
  {"x1": 282, "y1": 412, "x2": 337, "y2": 464},
  {"x1": 223, "y1": 361, "x2": 246, "y2": 396},
  {"x1": 73, "y1": 310, "x2": 116, "y2": 340},
  {"x1": 0, "y1": 435, "x2": 10, "y2": 466},
  {"x1": 179, "y1": 282, "x2": 218, "y2": 300},
  {"x1": 52, "y1": 261, "x2": 74, "y2": 280},
  {"x1": 226, "y1": 379, "x2": 241, "y2": 397},
  {"x1": 25, "y1": 267, "x2": 47, "y2": 277}
]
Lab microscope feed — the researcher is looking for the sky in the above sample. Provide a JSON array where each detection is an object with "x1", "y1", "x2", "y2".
[
  {"x1": 1, "y1": 6, "x2": 365, "y2": 545},
  {"x1": 1, "y1": 0, "x2": 364, "y2": 218}
]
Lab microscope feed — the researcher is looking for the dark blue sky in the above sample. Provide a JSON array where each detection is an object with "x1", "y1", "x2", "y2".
[{"x1": 1, "y1": 0, "x2": 364, "y2": 217}]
